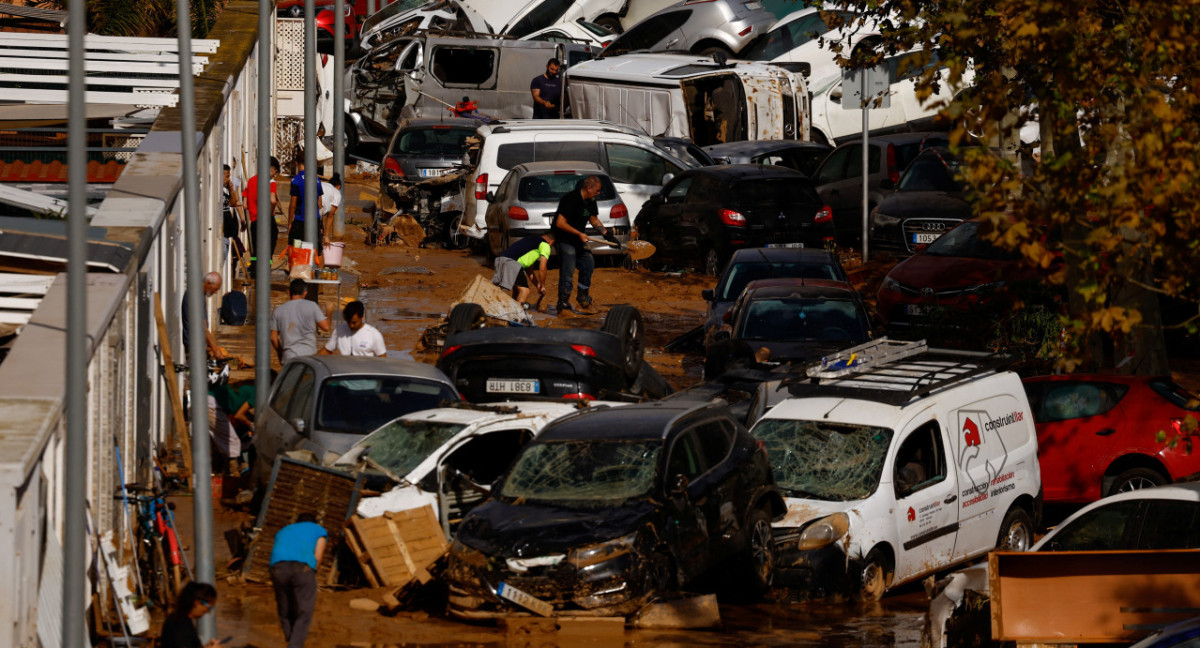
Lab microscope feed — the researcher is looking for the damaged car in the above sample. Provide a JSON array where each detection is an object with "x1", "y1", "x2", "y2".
[{"x1": 446, "y1": 400, "x2": 786, "y2": 618}]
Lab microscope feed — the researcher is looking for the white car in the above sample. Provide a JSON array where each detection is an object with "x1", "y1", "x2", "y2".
[
  {"x1": 521, "y1": 19, "x2": 614, "y2": 50},
  {"x1": 925, "y1": 481, "x2": 1200, "y2": 648},
  {"x1": 742, "y1": 4, "x2": 881, "y2": 82}
]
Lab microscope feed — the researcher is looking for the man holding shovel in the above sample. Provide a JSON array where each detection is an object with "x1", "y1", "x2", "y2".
[{"x1": 492, "y1": 232, "x2": 555, "y2": 310}]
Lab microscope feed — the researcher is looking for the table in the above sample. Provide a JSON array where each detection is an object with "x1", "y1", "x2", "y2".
[{"x1": 303, "y1": 276, "x2": 342, "y2": 313}]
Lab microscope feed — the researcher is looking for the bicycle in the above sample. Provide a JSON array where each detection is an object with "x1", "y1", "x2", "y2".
[{"x1": 114, "y1": 481, "x2": 188, "y2": 609}]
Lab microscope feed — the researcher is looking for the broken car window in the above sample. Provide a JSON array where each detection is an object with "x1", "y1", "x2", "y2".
[
  {"x1": 316, "y1": 376, "x2": 459, "y2": 436},
  {"x1": 500, "y1": 440, "x2": 661, "y2": 506},
  {"x1": 356, "y1": 420, "x2": 467, "y2": 479},
  {"x1": 752, "y1": 419, "x2": 893, "y2": 501},
  {"x1": 430, "y1": 47, "x2": 496, "y2": 86}
]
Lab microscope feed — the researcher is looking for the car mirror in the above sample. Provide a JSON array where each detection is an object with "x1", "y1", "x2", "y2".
[
  {"x1": 701, "y1": 289, "x2": 714, "y2": 301},
  {"x1": 291, "y1": 418, "x2": 306, "y2": 434},
  {"x1": 669, "y1": 473, "x2": 689, "y2": 496},
  {"x1": 661, "y1": 173, "x2": 674, "y2": 185},
  {"x1": 880, "y1": 178, "x2": 895, "y2": 191},
  {"x1": 485, "y1": 191, "x2": 495, "y2": 202},
  {"x1": 830, "y1": 87, "x2": 843, "y2": 103}
]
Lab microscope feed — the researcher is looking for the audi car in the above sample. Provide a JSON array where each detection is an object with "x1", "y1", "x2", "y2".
[{"x1": 867, "y1": 147, "x2": 974, "y2": 256}]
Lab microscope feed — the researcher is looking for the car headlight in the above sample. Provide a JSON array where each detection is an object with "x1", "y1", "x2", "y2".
[
  {"x1": 796, "y1": 512, "x2": 850, "y2": 551},
  {"x1": 871, "y1": 210, "x2": 900, "y2": 227},
  {"x1": 964, "y1": 281, "x2": 1007, "y2": 293},
  {"x1": 567, "y1": 531, "x2": 638, "y2": 569},
  {"x1": 882, "y1": 276, "x2": 903, "y2": 293}
]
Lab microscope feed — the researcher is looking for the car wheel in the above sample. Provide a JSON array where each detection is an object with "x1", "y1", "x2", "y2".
[
  {"x1": 446, "y1": 212, "x2": 469, "y2": 250},
  {"x1": 695, "y1": 43, "x2": 733, "y2": 59},
  {"x1": 601, "y1": 305, "x2": 644, "y2": 380},
  {"x1": 742, "y1": 507, "x2": 775, "y2": 592},
  {"x1": 1108, "y1": 467, "x2": 1166, "y2": 496},
  {"x1": 857, "y1": 549, "x2": 892, "y2": 601},
  {"x1": 447, "y1": 303, "x2": 486, "y2": 335},
  {"x1": 996, "y1": 507, "x2": 1033, "y2": 552},
  {"x1": 594, "y1": 14, "x2": 623, "y2": 34},
  {"x1": 702, "y1": 245, "x2": 722, "y2": 276},
  {"x1": 343, "y1": 115, "x2": 359, "y2": 155}
]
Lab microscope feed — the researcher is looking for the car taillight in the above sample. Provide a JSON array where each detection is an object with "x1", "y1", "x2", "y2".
[
  {"x1": 475, "y1": 173, "x2": 488, "y2": 200},
  {"x1": 719, "y1": 208, "x2": 746, "y2": 226},
  {"x1": 384, "y1": 157, "x2": 404, "y2": 177},
  {"x1": 814, "y1": 205, "x2": 833, "y2": 224},
  {"x1": 508, "y1": 206, "x2": 529, "y2": 221},
  {"x1": 739, "y1": 26, "x2": 752, "y2": 36},
  {"x1": 601, "y1": 40, "x2": 611, "y2": 47},
  {"x1": 1172, "y1": 418, "x2": 1186, "y2": 435},
  {"x1": 440, "y1": 345, "x2": 461, "y2": 359},
  {"x1": 887, "y1": 143, "x2": 900, "y2": 185},
  {"x1": 571, "y1": 344, "x2": 596, "y2": 357},
  {"x1": 610, "y1": 203, "x2": 628, "y2": 221},
  {"x1": 563, "y1": 392, "x2": 596, "y2": 401}
]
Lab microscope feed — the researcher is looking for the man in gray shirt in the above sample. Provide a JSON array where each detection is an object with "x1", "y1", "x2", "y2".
[{"x1": 270, "y1": 279, "x2": 331, "y2": 362}]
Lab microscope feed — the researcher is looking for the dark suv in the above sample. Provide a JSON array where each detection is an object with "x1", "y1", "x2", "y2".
[
  {"x1": 635, "y1": 164, "x2": 835, "y2": 275},
  {"x1": 446, "y1": 400, "x2": 785, "y2": 618}
]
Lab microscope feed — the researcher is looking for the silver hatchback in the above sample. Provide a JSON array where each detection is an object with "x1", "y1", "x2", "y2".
[
  {"x1": 599, "y1": 0, "x2": 776, "y2": 58},
  {"x1": 483, "y1": 161, "x2": 630, "y2": 256}
]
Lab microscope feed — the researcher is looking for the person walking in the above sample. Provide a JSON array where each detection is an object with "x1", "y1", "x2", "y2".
[
  {"x1": 530, "y1": 58, "x2": 562, "y2": 119},
  {"x1": 182, "y1": 271, "x2": 226, "y2": 359},
  {"x1": 158, "y1": 581, "x2": 220, "y2": 648},
  {"x1": 551, "y1": 175, "x2": 608, "y2": 314},
  {"x1": 286, "y1": 151, "x2": 324, "y2": 263},
  {"x1": 321, "y1": 301, "x2": 387, "y2": 356},
  {"x1": 491, "y1": 232, "x2": 555, "y2": 309},
  {"x1": 269, "y1": 513, "x2": 327, "y2": 648},
  {"x1": 245, "y1": 156, "x2": 281, "y2": 273},
  {"x1": 270, "y1": 278, "x2": 332, "y2": 363}
]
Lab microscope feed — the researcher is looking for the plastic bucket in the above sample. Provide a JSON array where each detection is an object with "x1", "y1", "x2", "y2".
[{"x1": 323, "y1": 241, "x2": 345, "y2": 267}]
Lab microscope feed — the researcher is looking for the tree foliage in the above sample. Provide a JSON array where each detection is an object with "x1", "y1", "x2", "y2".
[
  {"x1": 42, "y1": 0, "x2": 226, "y2": 37},
  {"x1": 838, "y1": 0, "x2": 1200, "y2": 372}
]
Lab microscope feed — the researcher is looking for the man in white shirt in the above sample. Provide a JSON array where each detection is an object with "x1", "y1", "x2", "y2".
[
  {"x1": 320, "y1": 300, "x2": 387, "y2": 357},
  {"x1": 320, "y1": 173, "x2": 343, "y2": 244}
]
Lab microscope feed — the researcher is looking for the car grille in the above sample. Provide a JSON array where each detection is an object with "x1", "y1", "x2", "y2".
[{"x1": 901, "y1": 218, "x2": 960, "y2": 251}]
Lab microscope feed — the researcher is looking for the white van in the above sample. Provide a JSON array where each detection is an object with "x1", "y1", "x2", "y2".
[
  {"x1": 566, "y1": 53, "x2": 810, "y2": 146},
  {"x1": 460, "y1": 119, "x2": 697, "y2": 243},
  {"x1": 748, "y1": 338, "x2": 1042, "y2": 599}
]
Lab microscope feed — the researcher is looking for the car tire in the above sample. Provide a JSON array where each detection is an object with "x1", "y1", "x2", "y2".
[
  {"x1": 742, "y1": 507, "x2": 775, "y2": 593},
  {"x1": 694, "y1": 43, "x2": 733, "y2": 59},
  {"x1": 447, "y1": 302, "x2": 486, "y2": 335},
  {"x1": 996, "y1": 506, "x2": 1034, "y2": 552},
  {"x1": 602, "y1": 305, "x2": 644, "y2": 380},
  {"x1": 1107, "y1": 467, "x2": 1166, "y2": 496},
  {"x1": 594, "y1": 14, "x2": 623, "y2": 34},
  {"x1": 856, "y1": 549, "x2": 892, "y2": 601}
]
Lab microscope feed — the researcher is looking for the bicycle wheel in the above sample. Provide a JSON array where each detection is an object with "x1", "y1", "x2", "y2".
[{"x1": 151, "y1": 541, "x2": 175, "y2": 609}]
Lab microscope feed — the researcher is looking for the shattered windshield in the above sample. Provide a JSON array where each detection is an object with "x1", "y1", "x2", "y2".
[
  {"x1": 500, "y1": 440, "x2": 661, "y2": 506},
  {"x1": 752, "y1": 419, "x2": 893, "y2": 501},
  {"x1": 355, "y1": 420, "x2": 467, "y2": 479}
]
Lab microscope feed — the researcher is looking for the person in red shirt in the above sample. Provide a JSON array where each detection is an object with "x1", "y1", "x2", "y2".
[{"x1": 244, "y1": 156, "x2": 281, "y2": 272}]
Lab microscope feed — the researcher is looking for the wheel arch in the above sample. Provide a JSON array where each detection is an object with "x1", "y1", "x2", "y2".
[
  {"x1": 1103, "y1": 454, "x2": 1169, "y2": 492},
  {"x1": 690, "y1": 38, "x2": 735, "y2": 56}
]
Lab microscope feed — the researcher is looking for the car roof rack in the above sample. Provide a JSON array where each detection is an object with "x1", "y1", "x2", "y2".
[{"x1": 783, "y1": 337, "x2": 1015, "y2": 406}]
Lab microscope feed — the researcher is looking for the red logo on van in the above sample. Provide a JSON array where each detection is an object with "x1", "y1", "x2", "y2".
[
  {"x1": 907, "y1": 506, "x2": 916, "y2": 522},
  {"x1": 962, "y1": 418, "x2": 981, "y2": 447}
]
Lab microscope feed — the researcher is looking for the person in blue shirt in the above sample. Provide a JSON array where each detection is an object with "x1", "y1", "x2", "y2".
[
  {"x1": 269, "y1": 513, "x2": 328, "y2": 648},
  {"x1": 286, "y1": 151, "x2": 325, "y2": 254}
]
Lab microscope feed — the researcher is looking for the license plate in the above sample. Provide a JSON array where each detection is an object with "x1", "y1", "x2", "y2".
[
  {"x1": 905, "y1": 304, "x2": 927, "y2": 316},
  {"x1": 486, "y1": 378, "x2": 540, "y2": 394},
  {"x1": 766, "y1": 242, "x2": 804, "y2": 249},
  {"x1": 912, "y1": 232, "x2": 941, "y2": 244},
  {"x1": 419, "y1": 168, "x2": 450, "y2": 178},
  {"x1": 497, "y1": 582, "x2": 553, "y2": 617}
]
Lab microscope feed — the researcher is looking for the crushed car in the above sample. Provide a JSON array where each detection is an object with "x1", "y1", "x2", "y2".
[{"x1": 446, "y1": 400, "x2": 786, "y2": 618}]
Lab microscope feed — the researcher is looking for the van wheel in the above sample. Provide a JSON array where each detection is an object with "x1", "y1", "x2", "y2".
[
  {"x1": 742, "y1": 507, "x2": 775, "y2": 593},
  {"x1": 447, "y1": 303, "x2": 486, "y2": 335},
  {"x1": 601, "y1": 305, "x2": 644, "y2": 379},
  {"x1": 1108, "y1": 467, "x2": 1165, "y2": 496},
  {"x1": 594, "y1": 14, "x2": 623, "y2": 34},
  {"x1": 856, "y1": 549, "x2": 891, "y2": 601},
  {"x1": 996, "y1": 507, "x2": 1033, "y2": 552}
]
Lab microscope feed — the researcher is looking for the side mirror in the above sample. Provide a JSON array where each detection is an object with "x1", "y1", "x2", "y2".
[
  {"x1": 701, "y1": 289, "x2": 714, "y2": 301},
  {"x1": 830, "y1": 87, "x2": 843, "y2": 103},
  {"x1": 669, "y1": 473, "x2": 689, "y2": 496},
  {"x1": 661, "y1": 173, "x2": 675, "y2": 185},
  {"x1": 485, "y1": 191, "x2": 495, "y2": 202},
  {"x1": 879, "y1": 178, "x2": 895, "y2": 191},
  {"x1": 291, "y1": 418, "x2": 307, "y2": 434}
]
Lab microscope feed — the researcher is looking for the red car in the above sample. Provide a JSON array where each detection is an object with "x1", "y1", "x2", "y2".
[{"x1": 1023, "y1": 374, "x2": 1200, "y2": 503}]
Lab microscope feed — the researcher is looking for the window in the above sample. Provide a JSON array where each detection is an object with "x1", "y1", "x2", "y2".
[
  {"x1": 1039, "y1": 382, "x2": 1126, "y2": 422},
  {"x1": 664, "y1": 176, "x2": 693, "y2": 202},
  {"x1": 495, "y1": 141, "x2": 603, "y2": 171},
  {"x1": 283, "y1": 366, "x2": 316, "y2": 428},
  {"x1": 505, "y1": 0, "x2": 573, "y2": 38},
  {"x1": 429, "y1": 47, "x2": 496, "y2": 86},
  {"x1": 392, "y1": 126, "x2": 474, "y2": 156},
  {"x1": 693, "y1": 420, "x2": 733, "y2": 467},
  {"x1": 269, "y1": 364, "x2": 304, "y2": 415},
  {"x1": 893, "y1": 421, "x2": 947, "y2": 497},
  {"x1": 315, "y1": 376, "x2": 459, "y2": 436},
  {"x1": 1043, "y1": 500, "x2": 1140, "y2": 551},
  {"x1": 815, "y1": 146, "x2": 851, "y2": 185},
  {"x1": 840, "y1": 144, "x2": 882, "y2": 180},
  {"x1": 606, "y1": 143, "x2": 680, "y2": 185},
  {"x1": 898, "y1": 155, "x2": 961, "y2": 192},
  {"x1": 689, "y1": 175, "x2": 724, "y2": 203},
  {"x1": 518, "y1": 173, "x2": 617, "y2": 202},
  {"x1": 606, "y1": 10, "x2": 692, "y2": 55},
  {"x1": 443, "y1": 429, "x2": 535, "y2": 485},
  {"x1": 718, "y1": 261, "x2": 842, "y2": 300},
  {"x1": 732, "y1": 178, "x2": 821, "y2": 207},
  {"x1": 667, "y1": 430, "x2": 706, "y2": 483},
  {"x1": 1137, "y1": 500, "x2": 1200, "y2": 550},
  {"x1": 1149, "y1": 379, "x2": 1200, "y2": 411}
]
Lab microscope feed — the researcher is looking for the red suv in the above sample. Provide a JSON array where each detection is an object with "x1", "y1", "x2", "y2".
[{"x1": 1023, "y1": 374, "x2": 1200, "y2": 503}]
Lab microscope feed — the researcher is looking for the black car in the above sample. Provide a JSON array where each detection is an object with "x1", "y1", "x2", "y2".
[
  {"x1": 446, "y1": 400, "x2": 786, "y2": 618},
  {"x1": 868, "y1": 147, "x2": 975, "y2": 255},
  {"x1": 701, "y1": 246, "x2": 848, "y2": 349},
  {"x1": 437, "y1": 304, "x2": 672, "y2": 403},
  {"x1": 634, "y1": 165, "x2": 835, "y2": 275},
  {"x1": 703, "y1": 140, "x2": 832, "y2": 177},
  {"x1": 380, "y1": 116, "x2": 482, "y2": 203},
  {"x1": 705, "y1": 278, "x2": 873, "y2": 379}
]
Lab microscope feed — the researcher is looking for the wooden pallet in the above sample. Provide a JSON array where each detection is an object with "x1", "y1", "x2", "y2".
[{"x1": 344, "y1": 506, "x2": 447, "y2": 589}]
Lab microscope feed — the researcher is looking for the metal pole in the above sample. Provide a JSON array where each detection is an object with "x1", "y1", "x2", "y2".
[
  {"x1": 176, "y1": 0, "x2": 216, "y2": 640},
  {"x1": 304, "y1": 0, "x2": 318, "y2": 250},
  {"x1": 334, "y1": 0, "x2": 345, "y2": 183},
  {"x1": 62, "y1": 0, "x2": 88, "y2": 643},
  {"x1": 861, "y1": 72, "x2": 870, "y2": 264},
  {"x1": 256, "y1": 0, "x2": 272, "y2": 470}
]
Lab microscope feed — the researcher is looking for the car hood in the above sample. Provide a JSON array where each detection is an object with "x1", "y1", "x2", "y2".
[
  {"x1": 888, "y1": 253, "x2": 1028, "y2": 291},
  {"x1": 876, "y1": 191, "x2": 971, "y2": 218},
  {"x1": 457, "y1": 498, "x2": 659, "y2": 557}
]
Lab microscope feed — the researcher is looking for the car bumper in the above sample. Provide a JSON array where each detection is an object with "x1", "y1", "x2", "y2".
[{"x1": 771, "y1": 534, "x2": 857, "y2": 599}]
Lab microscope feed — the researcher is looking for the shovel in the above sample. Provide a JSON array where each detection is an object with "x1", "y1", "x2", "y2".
[{"x1": 593, "y1": 231, "x2": 655, "y2": 260}]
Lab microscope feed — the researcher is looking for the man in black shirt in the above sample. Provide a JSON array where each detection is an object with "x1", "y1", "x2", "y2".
[
  {"x1": 530, "y1": 58, "x2": 562, "y2": 119},
  {"x1": 551, "y1": 175, "x2": 607, "y2": 314}
]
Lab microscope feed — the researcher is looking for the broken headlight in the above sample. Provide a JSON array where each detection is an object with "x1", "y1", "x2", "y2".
[
  {"x1": 795, "y1": 512, "x2": 850, "y2": 551},
  {"x1": 567, "y1": 531, "x2": 638, "y2": 569}
]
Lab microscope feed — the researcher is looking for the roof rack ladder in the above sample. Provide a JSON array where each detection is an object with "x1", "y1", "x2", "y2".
[{"x1": 807, "y1": 337, "x2": 928, "y2": 379}]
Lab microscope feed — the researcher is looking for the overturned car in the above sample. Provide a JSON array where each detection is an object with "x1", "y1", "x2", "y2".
[{"x1": 446, "y1": 400, "x2": 785, "y2": 618}]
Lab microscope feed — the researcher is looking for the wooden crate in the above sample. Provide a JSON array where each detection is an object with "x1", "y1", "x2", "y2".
[{"x1": 345, "y1": 506, "x2": 447, "y2": 588}]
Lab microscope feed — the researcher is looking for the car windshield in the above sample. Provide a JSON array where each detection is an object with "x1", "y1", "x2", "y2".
[
  {"x1": 733, "y1": 178, "x2": 819, "y2": 206},
  {"x1": 316, "y1": 376, "x2": 459, "y2": 436},
  {"x1": 739, "y1": 298, "x2": 866, "y2": 342},
  {"x1": 392, "y1": 127, "x2": 474, "y2": 156},
  {"x1": 518, "y1": 173, "x2": 617, "y2": 202},
  {"x1": 924, "y1": 222, "x2": 1022, "y2": 260},
  {"x1": 898, "y1": 153, "x2": 962, "y2": 192},
  {"x1": 718, "y1": 261, "x2": 844, "y2": 300},
  {"x1": 742, "y1": 11, "x2": 844, "y2": 60},
  {"x1": 499, "y1": 439, "x2": 661, "y2": 506},
  {"x1": 578, "y1": 19, "x2": 612, "y2": 37},
  {"x1": 752, "y1": 419, "x2": 893, "y2": 501},
  {"x1": 360, "y1": 0, "x2": 432, "y2": 35},
  {"x1": 354, "y1": 419, "x2": 467, "y2": 479},
  {"x1": 654, "y1": 139, "x2": 709, "y2": 168}
]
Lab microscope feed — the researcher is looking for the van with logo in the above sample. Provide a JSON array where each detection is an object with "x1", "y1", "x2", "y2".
[{"x1": 748, "y1": 338, "x2": 1042, "y2": 600}]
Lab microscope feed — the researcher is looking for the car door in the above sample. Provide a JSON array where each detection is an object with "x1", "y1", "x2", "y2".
[
  {"x1": 485, "y1": 171, "x2": 520, "y2": 255},
  {"x1": 662, "y1": 427, "x2": 714, "y2": 581},
  {"x1": 690, "y1": 418, "x2": 744, "y2": 560},
  {"x1": 1028, "y1": 380, "x2": 1129, "y2": 502},
  {"x1": 282, "y1": 364, "x2": 319, "y2": 454},
  {"x1": 679, "y1": 175, "x2": 718, "y2": 256},
  {"x1": 603, "y1": 142, "x2": 683, "y2": 216},
  {"x1": 815, "y1": 145, "x2": 855, "y2": 229},
  {"x1": 639, "y1": 174, "x2": 693, "y2": 262},
  {"x1": 434, "y1": 426, "x2": 536, "y2": 533},
  {"x1": 1134, "y1": 499, "x2": 1200, "y2": 549},
  {"x1": 257, "y1": 362, "x2": 305, "y2": 472},
  {"x1": 891, "y1": 420, "x2": 960, "y2": 581}
]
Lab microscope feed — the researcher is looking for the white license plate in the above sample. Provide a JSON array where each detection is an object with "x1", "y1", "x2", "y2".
[
  {"x1": 497, "y1": 582, "x2": 554, "y2": 617},
  {"x1": 486, "y1": 378, "x2": 540, "y2": 394},
  {"x1": 912, "y1": 232, "x2": 941, "y2": 244},
  {"x1": 905, "y1": 304, "x2": 927, "y2": 316},
  {"x1": 419, "y1": 168, "x2": 450, "y2": 178},
  {"x1": 766, "y1": 242, "x2": 804, "y2": 249}
]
